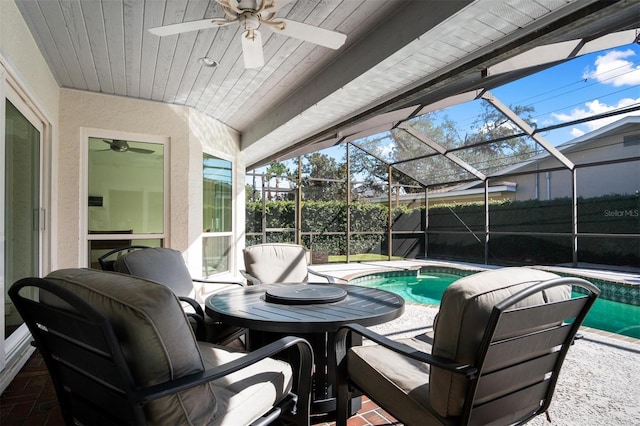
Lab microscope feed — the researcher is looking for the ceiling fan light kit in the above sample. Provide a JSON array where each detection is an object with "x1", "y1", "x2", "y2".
[
  {"x1": 149, "y1": 0, "x2": 347, "y2": 69},
  {"x1": 198, "y1": 57, "x2": 219, "y2": 67}
]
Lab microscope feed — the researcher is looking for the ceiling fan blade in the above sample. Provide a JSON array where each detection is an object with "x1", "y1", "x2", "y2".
[
  {"x1": 261, "y1": 0, "x2": 292, "y2": 14},
  {"x1": 148, "y1": 18, "x2": 234, "y2": 36},
  {"x1": 271, "y1": 19, "x2": 346, "y2": 49},
  {"x1": 241, "y1": 30, "x2": 265, "y2": 69},
  {"x1": 128, "y1": 147, "x2": 155, "y2": 154}
]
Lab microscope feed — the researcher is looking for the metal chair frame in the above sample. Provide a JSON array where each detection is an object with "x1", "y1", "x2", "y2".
[
  {"x1": 10, "y1": 277, "x2": 313, "y2": 426},
  {"x1": 336, "y1": 277, "x2": 600, "y2": 425}
]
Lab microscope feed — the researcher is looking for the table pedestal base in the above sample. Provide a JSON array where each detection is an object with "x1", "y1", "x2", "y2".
[{"x1": 248, "y1": 329, "x2": 362, "y2": 416}]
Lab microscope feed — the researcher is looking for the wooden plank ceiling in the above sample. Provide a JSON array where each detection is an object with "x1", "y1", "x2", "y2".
[{"x1": 14, "y1": 0, "x2": 640, "y2": 168}]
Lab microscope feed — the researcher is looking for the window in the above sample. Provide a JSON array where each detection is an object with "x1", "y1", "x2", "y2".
[
  {"x1": 623, "y1": 135, "x2": 640, "y2": 147},
  {"x1": 87, "y1": 137, "x2": 165, "y2": 267},
  {"x1": 203, "y1": 154, "x2": 232, "y2": 275}
]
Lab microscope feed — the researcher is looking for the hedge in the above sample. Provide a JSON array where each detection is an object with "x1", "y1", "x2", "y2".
[{"x1": 246, "y1": 194, "x2": 639, "y2": 266}]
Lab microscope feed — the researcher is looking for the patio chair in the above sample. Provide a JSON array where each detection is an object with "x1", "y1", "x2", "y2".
[
  {"x1": 97, "y1": 244, "x2": 150, "y2": 271},
  {"x1": 9, "y1": 268, "x2": 313, "y2": 426},
  {"x1": 241, "y1": 243, "x2": 335, "y2": 285},
  {"x1": 335, "y1": 267, "x2": 600, "y2": 426},
  {"x1": 101, "y1": 246, "x2": 245, "y2": 344}
]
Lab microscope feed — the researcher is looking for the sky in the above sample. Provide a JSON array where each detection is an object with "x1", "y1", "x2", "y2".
[{"x1": 493, "y1": 41, "x2": 640, "y2": 144}]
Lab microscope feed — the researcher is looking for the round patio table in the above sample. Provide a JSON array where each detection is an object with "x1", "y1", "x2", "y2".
[{"x1": 205, "y1": 283, "x2": 405, "y2": 415}]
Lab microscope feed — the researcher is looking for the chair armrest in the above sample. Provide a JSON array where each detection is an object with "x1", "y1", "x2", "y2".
[
  {"x1": 239, "y1": 270, "x2": 262, "y2": 286},
  {"x1": 308, "y1": 269, "x2": 335, "y2": 283},
  {"x1": 97, "y1": 245, "x2": 151, "y2": 271},
  {"x1": 193, "y1": 278, "x2": 246, "y2": 287},
  {"x1": 178, "y1": 296, "x2": 206, "y2": 340},
  {"x1": 336, "y1": 323, "x2": 477, "y2": 379},
  {"x1": 178, "y1": 296, "x2": 205, "y2": 316},
  {"x1": 136, "y1": 335, "x2": 314, "y2": 417}
]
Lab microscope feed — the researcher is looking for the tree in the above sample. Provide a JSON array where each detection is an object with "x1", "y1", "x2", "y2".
[
  {"x1": 351, "y1": 102, "x2": 538, "y2": 191},
  {"x1": 349, "y1": 135, "x2": 391, "y2": 200},
  {"x1": 302, "y1": 152, "x2": 347, "y2": 201},
  {"x1": 245, "y1": 183, "x2": 257, "y2": 203},
  {"x1": 264, "y1": 162, "x2": 292, "y2": 200},
  {"x1": 461, "y1": 103, "x2": 537, "y2": 174}
]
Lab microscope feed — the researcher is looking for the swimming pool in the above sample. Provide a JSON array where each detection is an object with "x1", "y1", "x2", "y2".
[
  {"x1": 353, "y1": 272, "x2": 462, "y2": 305},
  {"x1": 351, "y1": 269, "x2": 640, "y2": 339}
]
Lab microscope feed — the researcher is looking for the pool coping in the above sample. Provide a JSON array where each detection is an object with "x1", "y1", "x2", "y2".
[
  {"x1": 399, "y1": 300, "x2": 640, "y2": 345},
  {"x1": 312, "y1": 260, "x2": 640, "y2": 343}
]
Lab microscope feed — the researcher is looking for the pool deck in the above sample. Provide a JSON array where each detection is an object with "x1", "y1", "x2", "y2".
[{"x1": 310, "y1": 259, "x2": 640, "y2": 425}]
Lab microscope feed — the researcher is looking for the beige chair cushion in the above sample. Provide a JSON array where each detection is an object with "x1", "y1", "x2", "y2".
[
  {"x1": 429, "y1": 267, "x2": 569, "y2": 418},
  {"x1": 348, "y1": 336, "x2": 441, "y2": 425},
  {"x1": 243, "y1": 243, "x2": 309, "y2": 284},
  {"x1": 45, "y1": 268, "x2": 216, "y2": 425},
  {"x1": 198, "y1": 342, "x2": 294, "y2": 425}
]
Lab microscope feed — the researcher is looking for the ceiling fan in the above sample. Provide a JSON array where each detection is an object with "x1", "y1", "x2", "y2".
[
  {"x1": 149, "y1": 0, "x2": 347, "y2": 69},
  {"x1": 100, "y1": 139, "x2": 155, "y2": 154}
]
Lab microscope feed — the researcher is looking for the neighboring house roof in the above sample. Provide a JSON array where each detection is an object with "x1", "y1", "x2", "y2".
[
  {"x1": 431, "y1": 115, "x2": 640, "y2": 195},
  {"x1": 493, "y1": 115, "x2": 640, "y2": 177}
]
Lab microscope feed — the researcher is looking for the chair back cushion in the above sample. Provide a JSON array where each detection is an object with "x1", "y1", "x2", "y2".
[
  {"x1": 114, "y1": 247, "x2": 195, "y2": 298},
  {"x1": 429, "y1": 267, "x2": 569, "y2": 418},
  {"x1": 243, "y1": 244, "x2": 309, "y2": 284},
  {"x1": 44, "y1": 268, "x2": 216, "y2": 424}
]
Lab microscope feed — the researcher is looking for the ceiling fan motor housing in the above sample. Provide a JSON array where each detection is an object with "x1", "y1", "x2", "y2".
[
  {"x1": 240, "y1": 13, "x2": 261, "y2": 31},
  {"x1": 112, "y1": 140, "x2": 129, "y2": 152}
]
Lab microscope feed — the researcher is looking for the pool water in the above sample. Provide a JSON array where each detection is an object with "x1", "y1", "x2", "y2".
[
  {"x1": 356, "y1": 272, "x2": 462, "y2": 305},
  {"x1": 579, "y1": 294, "x2": 640, "y2": 338},
  {"x1": 355, "y1": 272, "x2": 640, "y2": 339}
]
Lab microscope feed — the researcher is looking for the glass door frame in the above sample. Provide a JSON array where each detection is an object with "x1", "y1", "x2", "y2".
[
  {"x1": 80, "y1": 128, "x2": 169, "y2": 267},
  {"x1": 0, "y1": 63, "x2": 51, "y2": 374}
]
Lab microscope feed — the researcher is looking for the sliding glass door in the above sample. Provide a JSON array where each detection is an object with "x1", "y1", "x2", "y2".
[{"x1": 2, "y1": 97, "x2": 42, "y2": 365}]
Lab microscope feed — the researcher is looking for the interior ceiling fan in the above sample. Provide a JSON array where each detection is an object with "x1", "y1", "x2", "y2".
[
  {"x1": 101, "y1": 140, "x2": 155, "y2": 154},
  {"x1": 149, "y1": 0, "x2": 347, "y2": 69}
]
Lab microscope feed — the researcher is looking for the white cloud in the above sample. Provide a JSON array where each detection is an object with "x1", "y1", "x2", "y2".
[
  {"x1": 582, "y1": 49, "x2": 640, "y2": 86},
  {"x1": 570, "y1": 128, "x2": 585, "y2": 138},
  {"x1": 380, "y1": 143, "x2": 394, "y2": 158},
  {"x1": 552, "y1": 97, "x2": 640, "y2": 135}
]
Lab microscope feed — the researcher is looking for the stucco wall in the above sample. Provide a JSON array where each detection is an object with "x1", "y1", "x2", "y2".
[{"x1": 58, "y1": 89, "x2": 242, "y2": 273}]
